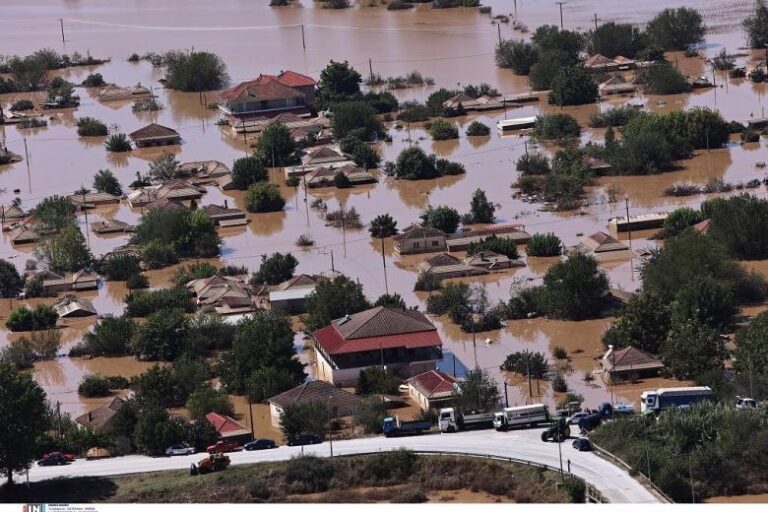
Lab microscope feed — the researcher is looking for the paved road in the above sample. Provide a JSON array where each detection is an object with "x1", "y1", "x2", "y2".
[{"x1": 27, "y1": 428, "x2": 659, "y2": 503}]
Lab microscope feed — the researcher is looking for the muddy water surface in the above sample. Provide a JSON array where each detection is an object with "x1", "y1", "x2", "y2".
[{"x1": 2, "y1": 0, "x2": 767, "y2": 416}]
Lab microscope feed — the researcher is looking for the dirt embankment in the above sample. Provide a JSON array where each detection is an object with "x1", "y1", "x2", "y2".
[{"x1": 2, "y1": 453, "x2": 582, "y2": 504}]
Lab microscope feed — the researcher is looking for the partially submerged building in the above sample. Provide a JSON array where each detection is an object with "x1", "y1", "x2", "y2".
[
  {"x1": 598, "y1": 75, "x2": 637, "y2": 96},
  {"x1": 312, "y1": 306, "x2": 443, "y2": 386},
  {"x1": 186, "y1": 275, "x2": 255, "y2": 315},
  {"x1": 393, "y1": 224, "x2": 447, "y2": 255},
  {"x1": 127, "y1": 180, "x2": 203, "y2": 207},
  {"x1": 285, "y1": 145, "x2": 354, "y2": 178},
  {"x1": 218, "y1": 71, "x2": 317, "y2": 120},
  {"x1": 177, "y1": 160, "x2": 231, "y2": 183},
  {"x1": 97, "y1": 83, "x2": 151, "y2": 102},
  {"x1": 30, "y1": 269, "x2": 100, "y2": 294},
  {"x1": 75, "y1": 397, "x2": 126, "y2": 433},
  {"x1": 129, "y1": 123, "x2": 181, "y2": 148},
  {"x1": 445, "y1": 224, "x2": 531, "y2": 253},
  {"x1": 417, "y1": 253, "x2": 488, "y2": 280},
  {"x1": 68, "y1": 191, "x2": 122, "y2": 207},
  {"x1": 571, "y1": 231, "x2": 630, "y2": 262},
  {"x1": 202, "y1": 203, "x2": 247, "y2": 226},
  {"x1": 602, "y1": 345, "x2": 665, "y2": 384},
  {"x1": 91, "y1": 218, "x2": 135, "y2": 235},
  {"x1": 443, "y1": 93, "x2": 504, "y2": 112},
  {"x1": 304, "y1": 164, "x2": 376, "y2": 188},
  {"x1": 268, "y1": 274, "x2": 320, "y2": 314},
  {"x1": 54, "y1": 295, "x2": 97, "y2": 318}
]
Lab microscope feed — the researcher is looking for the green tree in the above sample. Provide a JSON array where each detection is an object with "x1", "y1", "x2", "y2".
[
  {"x1": 429, "y1": 118, "x2": 459, "y2": 140},
  {"x1": 373, "y1": 293, "x2": 407, "y2": 309},
  {"x1": 549, "y1": 66, "x2": 598, "y2": 106},
  {"x1": 0, "y1": 259, "x2": 23, "y2": 299},
  {"x1": 392, "y1": 146, "x2": 440, "y2": 180},
  {"x1": 369, "y1": 213, "x2": 398, "y2": 237},
  {"x1": 734, "y1": 311, "x2": 768, "y2": 386},
  {"x1": 356, "y1": 366, "x2": 401, "y2": 396},
  {"x1": 526, "y1": 233, "x2": 562, "y2": 256},
  {"x1": 130, "y1": 364, "x2": 189, "y2": 408},
  {"x1": 251, "y1": 252, "x2": 298, "y2": 286},
  {"x1": 6, "y1": 304, "x2": 58, "y2": 332},
  {"x1": 0, "y1": 364, "x2": 47, "y2": 484},
  {"x1": 35, "y1": 222, "x2": 93, "y2": 273},
  {"x1": 425, "y1": 88, "x2": 457, "y2": 116},
  {"x1": 646, "y1": 7, "x2": 705, "y2": 51},
  {"x1": 231, "y1": 155, "x2": 268, "y2": 190},
  {"x1": 32, "y1": 195, "x2": 76, "y2": 233},
  {"x1": 641, "y1": 62, "x2": 691, "y2": 94},
  {"x1": 104, "y1": 133, "x2": 132, "y2": 152},
  {"x1": 171, "y1": 262, "x2": 217, "y2": 286},
  {"x1": 542, "y1": 252, "x2": 609, "y2": 320},
  {"x1": 92, "y1": 169, "x2": 122, "y2": 195},
  {"x1": 662, "y1": 319, "x2": 725, "y2": 379},
  {"x1": 124, "y1": 287, "x2": 194, "y2": 317},
  {"x1": 304, "y1": 275, "x2": 371, "y2": 332},
  {"x1": 516, "y1": 153, "x2": 551, "y2": 175},
  {"x1": 702, "y1": 195, "x2": 768, "y2": 259},
  {"x1": 245, "y1": 182, "x2": 285, "y2": 213},
  {"x1": 744, "y1": 0, "x2": 768, "y2": 49},
  {"x1": 164, "y1": 50, "x2": 229, "y2": 91},
  {"x1": 500, "y1": 350, "x2": 549, "y2": 378},
  {"x1": 533, "y1": 113, "x2": 581, "y2": 142},
  {"x1": 186, "y1": 386, "x2": 234, "y2": 418},
  {"x1": 660, "y1": 207, "x2": 702, "y2": 238},
  {"x1": 333, "y1": 171, "x2": 351, "y2": 188},
  {"x1": 280, "y1": 401, "x2": 329, "y2": 439},
  {"x1": 671, "y1": 276, "x2": 735, "y2": 330},
  {"x1": 465, "y1": 121, "x2": 490, "y2": 136},
  {"x1": 318, "y1": 60, "x2": 362, "y2": 101},
  {"x1": 529, "y1": 51, "x2": 573, "y2": 91},
  {"x1": 81, "y1": 316, "x2": 136, "y2": 356},
  {"x1": 531, "y1": 25, "x2": 584, "y2": 60},
  {"x1": 421, "y1": 205, "x2": 460, "y2": 234},
  {"x1": 246, "y1": 366, "x2": 300, "y2": 402},
  {"x1": 339, "y1": 136, "x2": 381, "y2": 169},
  {"x1": 330, "y1": 101, "x2": 384, "y2": 141},
  {"x1": 131, "y1": 207, "x2": 220, "y2": 260},
  {"x1": 495, "y1": 40, "x2": 539, "y2": 74},
  {"x1": 129, "y1": 308, "x2": 189, "y2": 361},
  {"x1": 451, "y1": 369, "x2": 499, "y2": 412},
  {"x1": 76, "y1": 117, "x2": 108, "y2": 137},
  {"x1": 255, "y1": 123, "x2": 296, "y2": 166},
  {"x1": 133, "y1": 406, "x2": 187, "y2": 455},
  {"x1": 468, "y1": 188, "x2": 496, "y2": 224},
  {"x1": 467, "y1": 235, "x2": 518, "y2": 259},
  {"x1": 148, "y1": 152, "x2": 180, "y2": 181},
  {"x1": 588, "y1": 22, "x2": 647, "y2": 58},
  {"x1": 219, "y1": 311, "x2": 305, "y2": 394},
  {"x1": 77, "y1": 373, "x2": 112, "y2": 397},
  {"x1": 602, "y1": 292, "x2": 670, "y2": 354}
]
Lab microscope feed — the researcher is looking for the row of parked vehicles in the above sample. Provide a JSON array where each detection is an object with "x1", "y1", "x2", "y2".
[{"x1": 168, "y1": 434, "x2": 320, "y2": 457}]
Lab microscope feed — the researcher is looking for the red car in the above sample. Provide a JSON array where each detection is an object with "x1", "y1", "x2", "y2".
[
  {"x1": 206, "y1": 440, "x2": 240, "y2": 454},
  {"x1": 37, "y1": 451, "x2": 74, "y2": 466}
]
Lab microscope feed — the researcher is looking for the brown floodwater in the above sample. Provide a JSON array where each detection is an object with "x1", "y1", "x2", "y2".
[{"x1": 2, "y1": 0, "x2": 767, "y2": 416}]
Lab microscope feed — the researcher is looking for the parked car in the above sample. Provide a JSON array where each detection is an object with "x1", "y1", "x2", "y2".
[
  {"x1": 206, "y1": 440, "x2": 241, "y2": 454},
  {"x1": 42, "y1": 451, "x2": 75, "y2": 463},
  {"x1": 566, "y1": 412, "x2": 588, "y2": 425},
  {"x1": 165, "y1": 444, "x2": 196, "y2": 456},
  {"x1": 286, "y1": 433, "x2": 322, "y2": 446},
  {"x1": 244, "y1": 439, "x2": 277, "y2": 451},
  {"x1": 37, "y1": 452, "x2": 70, "y2": 466},
  {"x1": 572, "y1": 437, "x2": 592, "y2": 452}
]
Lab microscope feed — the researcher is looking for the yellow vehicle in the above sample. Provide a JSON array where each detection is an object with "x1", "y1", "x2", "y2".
[{"x1": 191, "y1": 453, "x2": 231, "y2": 475}]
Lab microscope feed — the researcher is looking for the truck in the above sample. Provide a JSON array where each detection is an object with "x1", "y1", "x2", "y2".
[
  {"x1": 493, "y1": 404, "x2": 549, "y2": 431},
  {"x1": 640, "y1": 386, "x2": 713, "y2": 414},
  {"x1": 439, "y1": 407, "x2": 494, "y2": 433},
  {"x1": 382, "y1": 415, "x2": 432, "y2": 437}
]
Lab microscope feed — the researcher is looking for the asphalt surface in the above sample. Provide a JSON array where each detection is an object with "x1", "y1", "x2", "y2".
[{"x1": 26, "y1": 427, "x2": 659, "y2": 503}]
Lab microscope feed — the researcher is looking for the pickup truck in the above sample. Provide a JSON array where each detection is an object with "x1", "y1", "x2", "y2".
[{"x1": 206, "y1": 440, "x2": 240, "y2": 454}]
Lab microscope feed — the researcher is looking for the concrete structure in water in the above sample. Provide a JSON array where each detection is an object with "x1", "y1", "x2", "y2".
[{"x1": 312, "y1": 306, "x2": 443, "y2": 386}]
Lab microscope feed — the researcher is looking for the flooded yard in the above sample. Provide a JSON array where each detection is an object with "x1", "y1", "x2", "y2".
[{"x1": 2, "y1": 0, "x2": 767, "y2": 417}]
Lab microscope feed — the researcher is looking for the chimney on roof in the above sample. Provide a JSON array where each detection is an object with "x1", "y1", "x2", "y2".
[
  {"x1": 224, "y1": 199, "x2": 228, "y2": 209},
  {"x1": 603, "y1": 345, "x2": 614, "y2": 363}
]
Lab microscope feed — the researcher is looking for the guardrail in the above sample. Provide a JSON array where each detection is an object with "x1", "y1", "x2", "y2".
[
  {"x1": 335, "y1": 449, "x2": 606, "y2": 503},
  {"x1": 590, "y1": 441, "x2": 674, "y2": 503}
]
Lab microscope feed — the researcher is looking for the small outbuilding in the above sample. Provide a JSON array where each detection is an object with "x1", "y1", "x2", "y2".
[
  {"x1": 406, "y1": 370, "x2": 457, "y2": 411},
  {"x1": 602, "y1": 345, "x2": 665, "y2": 384},
  {"x1": 205, "y1": 412, "x2": 252, "y2": 444},
  {"x1": 267, "y1": 380, "x2": 362, "y2": 428},
  {"x1": 129, "y1": 123, "x2": 181, "y2": 148}
]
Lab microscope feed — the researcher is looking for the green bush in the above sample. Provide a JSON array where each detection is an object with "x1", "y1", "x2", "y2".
[
  {"x1": 124, "y1": 286, "x2": 194, "y2": 317},
  {"x1": 588, "y1": 105, "x2": 643, "y2": 127},
  {"x1": 549, "y1": 66, "x2": 598, "y2": 106},
  {"x1": 467, "y1": 235, "x2": 518, "y2": 259},
  {"x1": 333, "y1": 171, "x2": 352, "y2": 188},
  {"x1": 414, "y1": 271, "x2": 442, "y2": 292},
  {"x1": 92, "y1": 169, "x2": 122, "y2": 195},
  {"x1": 254, "y1": 122, "x2": 297, "y2": 166},
  {"x1": 330, "y1": 101, "x2": 385, "y2": 141},
  {"x1": 429, "y1": 118, "x2": 459, "y2": 140},
  {"x1": 245, "y1": 182, "x2": 285, "y2": 213},
  {"x1": 285, "y1": 455, "x2": 335, "y2": 492},
  {"x1": 81, "y1": 73, "x2": 106, "y2": 87},
  {"x1": 646, "y1": 7, "x2": 705, "y2": 51},
  {"x1": 500, "y1": 350, "x2": 548, "y2": 378},
  {"x1": 132, "y1": 207, "x2": 220, "y2": 262},
  {"x1": 5, "y1": 305, "x2": 58, "y2": 332},
  {"x1": 11, "y1": 99, "x2": 34, "y2": 111},
  {"x1": 172, "y1": 262, "x2": 217, "y2": 286},
  {"x1": 164, "y1": 50, "x2": 228, "y2": 91},
  {"x1": 465, "y1": 120, "x2": 490, "y2": 136},
  {"x1": 104, "y1": 133, "x2": 131, "y2": 152},
  {"x1": 80, "y1": 316, "x2": 136, "y2": 356},
  {"x1": 251, "y1": 252, "x2": 298, "y2": 286},
  {"x1": 640, "y1": 63, "x2": 691, "y2": 95},
  {"x1": 533, "y1": 113, "x2": 581, "y2": 142},
  {"x1": 526, "y1": 233, "x2": 562, "y2": 256},
  {"x1": 495, "y1": 40, "x2": 539, "y2": 74},
  {"x1": 421, "y1": 205, "x2": 460, "y2": 234},
  {"x1": 551, "y1": 373, "x2": 568, "y2": 392},
  {"x1": 516, "y1": 153, "x2": 551, "y2": 175},
  {"x1": 78, "y1": 374, "x2": 113, "y2": 397},
  {"x1": 588, "y1": 22, "x2": 647, "y2": 58},
  {"x1": 141, "y1": 241, "x2": 178, "y2": 269},
  {"x1": 231, "y1": 155, "x2": 268, "y2": 190}
]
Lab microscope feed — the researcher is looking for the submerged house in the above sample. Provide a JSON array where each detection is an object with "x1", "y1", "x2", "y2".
[
  {"x1": 68, "y1": 191, "x2": 122, "y2": 207},
  {"x1": 177, "y1": 160, "x2": 231, "y2": 183},
  {"x1": 598, "y1": 75, "x2": 637, "y2": 96},
  {"x1": 0, "y1": 204, "x2": 26, "y2": 222},
  {"x1": 97, "y1": 83, "x2": 151, "y2": 102},
  {"x1": 54, "y1": 295, "x2": 97, "y2": 318},
  {"x1": 267, "y1": 380, "x2": 362, "y2": 428},
  {"x1": 417, "y1": 253, "x2": 488, "y2": 281},
  {"x1": 443, "y1": 93, "x2": 504, "y2": 112},
  {"x1": 127, "y1": 180, "x2": 202, "y2": 207},
  {"x1": 268, "y1": 274, "x2": 320, "y2": 314},
  {"x1": 230, "y1": 112, "x2": 329, "y2": 138},
  {"x1": 312, "y1": 306, "x2": 443, "y2": 386},
  {"x1": 305, "y1": 164, "x2": 376, "y2": 188},
  {"x1": 186, "y1": 275, "x2": 255, "y2": 315},
  {"x1": 445, "y1": 224, "x2": 531, "y2": 252},
  {"x1": 218, "y1": 71, "x2": 317, "y2": 120},
  {"x1": 463, "y1": 250, "x2": 519, "y2": 271},
  {"x1": 571, "y1": 231, "x2": 630, "y2": 262},
  {"x1": 129, "y1": 123, "x2": 181, "y2": 148},
  {"x1": 393, "y1": 224, "x2": 447, "y2": 255},
  {"x1": 75, "y1": 397, "x2": 126, "y2": 433},
  {"x1": 201, "y1": 203, "x2": 247, "y2": 225},
  {"x1": 91, "y1": 218, "x2": 135, "y2": 235},
  {"x1": 602, "y1": 345, "x2": 665, "y2": 384},
  {"x1": 30, "y1": 269, "x2": 100, "y2": 294},
  {"x1": 285, "y1": 145, "x2": 354, "y2": 178}
]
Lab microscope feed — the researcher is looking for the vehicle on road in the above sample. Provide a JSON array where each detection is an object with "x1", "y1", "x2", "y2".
[
  {"x1": 286, "y1": 433, "x2": 322, "y2": 446},
  {"x1": 37, "y1": 452, "x2": 71, "y2": 466},
  {"x1": 439, "y1": 407, "x2": 494, "y2": 433},
  {"x1": 493, "y1": 404, "x2": 549, "y2": 431},
  {"x1": 736, "y1": 396, "x2": 757, "y2": 410},
  {"x1": 206, "y1": 440, "x2": 241, "y2": 454},
  {"x1": 382, "y1": 415, "x2": 432, "y2": 437},
  {"x1": 165, "y1": 444, "x2": 195, "y2": 456},
  {"x1": 640, "y1": 386, "x2": 713, "y2": 414},
  {"x1": 541, "y1": 418, "x2": 570, "y2": 442},
  {"x1": 566, "y1": 412, "x2": 588, "y2": 425},
  {"x1": 572, "y1": 437, "x2": 592, "y2": 452},
  {"x1": 244, "y1": 438, "x2": 277, "y2": 450},
  {"x1": 191, "y1": 453, "x2": 230, "y2": 475}
]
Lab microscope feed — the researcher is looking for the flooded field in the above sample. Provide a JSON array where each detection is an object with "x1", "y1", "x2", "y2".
[{"x1": 2, "y1": 0, "x2": 767, "y2": 418}]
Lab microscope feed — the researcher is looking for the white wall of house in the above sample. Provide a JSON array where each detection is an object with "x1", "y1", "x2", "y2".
[{"x1": 269, "y1": 403, "x2": 284, "y2": 429}]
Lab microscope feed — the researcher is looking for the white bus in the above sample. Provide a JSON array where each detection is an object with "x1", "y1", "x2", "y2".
[
  {"x1": 493, "y1": 404, "x2": 550, "y2": 431},
  {"x1": 497, "y1": 116, "x2": 537, "y2": 132}
]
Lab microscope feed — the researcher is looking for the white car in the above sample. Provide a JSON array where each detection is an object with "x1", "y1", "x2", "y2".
[
  {"x1": 165, "y1": 444, "x2": 195, "y2": 456},
  {"x1": 566, "y1": 412, "x2": 589, "y2": 425}
]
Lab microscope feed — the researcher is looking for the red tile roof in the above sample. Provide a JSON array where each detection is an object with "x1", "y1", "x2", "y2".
[
  {"x1": 407, "y1": 370, "x2": 456, "y2": 398},
  {"x1": 220, "y1": 71, "x2": 315, "y2": 102},
  {"x1": 606, "y1": 346, "x2": 664, "y2": 372},
  {"x1": 129, "y1": 123, "x2": 180, "y2": 141},
  {"x1": 314, "y1": 326, "x2": 442, "y2": 355},
  {"x1": 205, "y1": 412, "x2": 251, "y2": 438},
  {"x1": 276, "y1": 70, "x2": 317, "y2": 87}
]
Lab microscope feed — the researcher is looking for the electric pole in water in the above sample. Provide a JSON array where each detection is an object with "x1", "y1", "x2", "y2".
[
  {"x1": 59, "y1": 19, "x2": 65, "y2": 44},
  {"x1": 594, "y1": 13, "x2": 598, "y2": 30},
  {"x1": 380, "y1": 236, "x2": 389, "y2": 295},
  {"x1": 556, "y1": 2, "x2": 567, "y2": 29}
]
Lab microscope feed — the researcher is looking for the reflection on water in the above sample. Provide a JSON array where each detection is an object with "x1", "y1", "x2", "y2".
[{"x1": 2, "y1": 0, "x2": 768, "y2": 416}]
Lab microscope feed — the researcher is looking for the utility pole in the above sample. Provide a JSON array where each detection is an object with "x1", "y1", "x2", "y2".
[
  {"x1": 340, "y1": 203, "x2": 347, "y2": 257},
  {"x1": 301, "y1": 24, "x2": 306, "y2": 50},
  {"x1": 524, "y1": 139, "x2": 529, "y2": 156},
  {"x1": 81, "y1": 190, "x2": 91, "y2": 251},
  {"x1": 558, "y1": 436, "x2": 564, "y2": 481},
  {"x1": 330, "y1": 249, "x2": 335, "y2": 273},
  {"x1": 23, "y1": 137, "x2": 31, "y2": 192},
  {"x1": 368, "y1": 58, "x2": 374, "y2": 83},
  {"x1": 327, "y1": 395, "x2": 334, "y2": 457},
  {"x1": 247, "y1": 383, "x2": 255, "y2": 440},
  {"x1": 380, "y1": 236, "x2": 389, "y2": 295},
  {"x1": 556, "y1": 2, "x2": 567, "y2": 30},
  {"x1": 56, "y1": 401, "x2": 63, "y2": 442},
  {"x1": 594, "y1": 13, "x2": 598, "y2": 30},
  {"x1": 624, "y1": 197, "x2": 632, "y2": 252},
  {"x1": 59, "y1": 19, "x2": 65, "y2": 44},
  {"x1": 497, "y1": 24, "x2": 502, "y2": 45},
  {"x1": 503, "y1": 381, "x2": 509, "y2": 407}
]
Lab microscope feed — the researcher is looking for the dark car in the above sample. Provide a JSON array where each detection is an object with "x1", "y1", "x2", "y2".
[
  {"x1": 286, "y1": 434, "x2": 322, "y2": 446},
  {"x1": 572, "y1": 437, "x2": 592, "y2": 452},
  {"x1": 244, "y1": 439, "x2": 277, "y2": 451},
  {"x1": 37, "y1": 452, "x2": 69, "y2": 466}
]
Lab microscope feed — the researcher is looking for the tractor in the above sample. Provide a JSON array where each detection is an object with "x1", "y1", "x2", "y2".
[
  {"x1": 541, "y1": 417, "x2": 571, "y2": 442},
  {"x1": 190, "y1": 453, "x2": 231, "y2": 475}
]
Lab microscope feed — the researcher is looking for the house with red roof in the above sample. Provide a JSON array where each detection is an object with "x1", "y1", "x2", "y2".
[
  {"x1": 205, "y1": 412, "x2": 252, "y2": 444},
  {"x1": 406, "y1": 370, "x2": 457, "y2": 411},
  {"x1": 602, "y1": 345, "x2": 665, "y2": 384},
  {"x1": 218, "y1": 70, "x2": 317, "y2": 119},
  {"x1": 312, "y1": 307, "x2": 444, "y2": 386}
]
